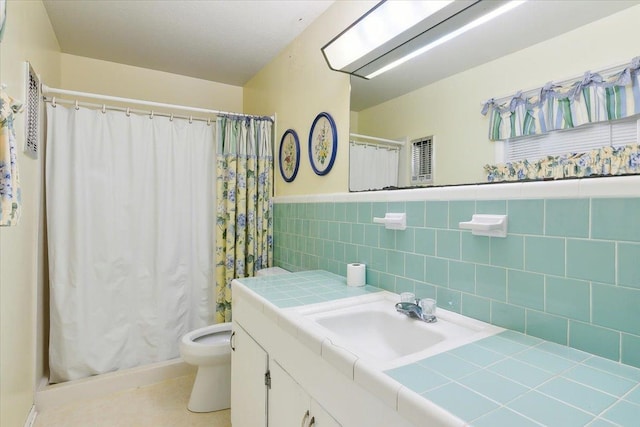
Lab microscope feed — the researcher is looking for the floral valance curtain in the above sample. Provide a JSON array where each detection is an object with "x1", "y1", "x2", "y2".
[
  {"x1": 482, "y1": 57, "x2": 640, "y2": 141},
  {"x1": 215, "y1": 115, "x2": 273, "y2": 323}
]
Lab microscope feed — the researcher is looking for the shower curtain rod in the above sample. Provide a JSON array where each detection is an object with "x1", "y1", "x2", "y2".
[
  {"x1": 41, "y1": 84, "x2": 274, "y2": 121},
  {"x1": 44, "y1": 97, "x2": 217, "y2": 124},
  {"x1": 349, "y1": 133, "x2": 405, "y2": 147}
]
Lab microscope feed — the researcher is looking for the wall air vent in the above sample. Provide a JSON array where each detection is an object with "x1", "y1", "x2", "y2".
[
  {"x1": 411, "y1": 136, "x2": 433, "y2": 185},
  {"x1": 24, "y1": 62, "x2": 40, "y2": 159}
]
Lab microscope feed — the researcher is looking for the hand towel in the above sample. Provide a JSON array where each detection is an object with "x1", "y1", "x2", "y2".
[{"x1": 0, "y1": 88, "x2": 23, "y2": 226}]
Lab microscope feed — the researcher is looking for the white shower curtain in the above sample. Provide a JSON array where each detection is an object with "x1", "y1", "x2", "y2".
[
  {"x1": 46, "y1": 104, "x2": 215, "y2": 383},
  {"x1": 349, "y1": 142, "x2": 399, "y2": 191}
]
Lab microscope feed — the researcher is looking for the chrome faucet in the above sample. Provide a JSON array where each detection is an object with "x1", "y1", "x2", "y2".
[{"x1": 395, "y1": 300, "x2": 437, "y2": 323}]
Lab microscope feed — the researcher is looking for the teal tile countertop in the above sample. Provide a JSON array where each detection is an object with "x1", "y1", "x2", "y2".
[
  {"x1": 387, "y1": 331, "x2": 640, "y2": 426},
  {"x1": 235, "y1": 269, "x2": 381, "y2": 307},
  {"x1": 238, "y1": 270, "x2": 640, "y2": 426}
]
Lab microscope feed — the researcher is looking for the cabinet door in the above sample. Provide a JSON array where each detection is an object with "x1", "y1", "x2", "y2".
[
  {"x1": 231, "y1": 324, "x2": 269, "y2": 427},
  {"x1": 269, "y1": 360, "x2": 312, "y2": 427},
  {"x1": 310, "y1": 399, "x2": 342, "y2": 427}
]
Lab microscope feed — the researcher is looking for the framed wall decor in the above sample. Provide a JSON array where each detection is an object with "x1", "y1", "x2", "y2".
[
  {"x1": 279, "y1": 128, "x2": 300, "y2": 182},
  {"x1": 308, "y1": 112, "x2": 337, "y2": 176}
]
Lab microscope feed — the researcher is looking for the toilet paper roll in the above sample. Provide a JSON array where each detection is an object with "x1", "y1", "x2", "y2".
[{"x1": 347, "y1": 263, "x2": 366, "y2": 287}]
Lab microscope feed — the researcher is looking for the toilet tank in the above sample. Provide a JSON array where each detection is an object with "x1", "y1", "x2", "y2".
[{"x1": 256, "y1": 267, "x2": 290, "y2": 277}]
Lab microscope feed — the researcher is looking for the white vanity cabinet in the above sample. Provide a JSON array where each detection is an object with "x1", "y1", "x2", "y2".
[
  {"x1": 231, "y1": 281, "x2": 417, "y2": 427},
  {"x1": 309, "y1": 399, "x2": 341, "y2": 427},
  {"x1": 269, "y1": 360, "x2": 341, "y2": 427},
  {"x1": 230, "y1": 324, "x2": 268, "y2": 427}
]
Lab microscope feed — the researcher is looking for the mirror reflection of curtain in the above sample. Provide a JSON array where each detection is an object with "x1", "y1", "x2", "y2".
[
  {"x1": 215, "y1": 116, "x2": 273, "y2": 322},
  {"x1": 483, "y1": 57, "x2": 640, "y2": 141},
  {"x1": 350, "y1": 142, "x2": 399, "y2": 191},
  {"x1": 46, "y1": 104, "x2": 216, "y2": 382}
]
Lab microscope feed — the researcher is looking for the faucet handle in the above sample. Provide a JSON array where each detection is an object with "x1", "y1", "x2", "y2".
[
  {"x1": 400, "y1": 292, "x2": 415, "y2": 303},
  {"x1": 419, "y1": 298, "x2": 437, "y2": 316}
]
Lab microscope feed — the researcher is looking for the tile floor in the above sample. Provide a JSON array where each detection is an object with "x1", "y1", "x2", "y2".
[{"x1": 34, "y1": 374, "x2": 231, "y2": 427}]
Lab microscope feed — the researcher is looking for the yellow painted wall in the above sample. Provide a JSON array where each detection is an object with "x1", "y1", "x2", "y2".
[
  {"x1": 0, "y1": 1, "x2": 61, "y2": 426},
  {"x1": 244, "y1": 1, "x2": 377, "y2": 196},
  {"x1": 60, "y1": 54, "x2": 243, "y2": 112},
  {"x1": 1, "y1": 6, "x2": 245, "y2": 427},
  {"x1": 355, "y1": 5, "x2": 640, "y2": 186}
]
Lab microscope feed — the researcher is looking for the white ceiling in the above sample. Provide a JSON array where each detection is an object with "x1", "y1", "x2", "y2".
[
  {"x1": 43, "y1": 1, "x2": 639, "y2": 111},
  {"x1": 43, "y1": 0, "x2": 335, "y2": 86}
]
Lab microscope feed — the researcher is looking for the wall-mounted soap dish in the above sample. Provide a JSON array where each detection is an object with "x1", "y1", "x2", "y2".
[
  {"x1": 373, "y1": 213, "x2": 406, "y2": 230},
  {"x1": 459, "y1": 214, "x2": 508, "y2": 238}
]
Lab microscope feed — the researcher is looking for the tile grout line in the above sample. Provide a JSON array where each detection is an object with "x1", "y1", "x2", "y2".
[
  {"x1": 487, "y1": 349, "x2": 621, "y2": 422},
  {"x1": 429, "y1": 341, "x2": 593, "y2": 424}
]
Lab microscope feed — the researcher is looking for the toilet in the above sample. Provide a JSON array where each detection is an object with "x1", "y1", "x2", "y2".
[
  {"x1": 256, "y1": 266, "x2": 290, "y2": 276},
  {"x1": 179, "y1": 322, "x2": 232, "y2": 413},
  {"x1": 179, "y1": 267, "x2": 288, "y2": 412}
]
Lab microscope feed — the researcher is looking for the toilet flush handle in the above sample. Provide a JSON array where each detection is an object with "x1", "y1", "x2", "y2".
[{"x1": 230, "y1": 331, "x2": 236, "y2": 351}]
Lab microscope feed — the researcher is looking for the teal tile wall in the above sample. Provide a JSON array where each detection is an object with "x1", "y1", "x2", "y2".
[{"x1": 273, "y1": 197, "x2": 640, "y2": 368}]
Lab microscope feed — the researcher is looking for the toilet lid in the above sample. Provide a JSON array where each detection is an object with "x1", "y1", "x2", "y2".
[{"x1": 193, "y1": 330, "x2": 231, "y2": 345}]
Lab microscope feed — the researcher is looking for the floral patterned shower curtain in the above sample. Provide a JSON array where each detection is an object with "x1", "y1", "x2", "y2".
[{"x1": 215, "y1": 115, "x2": 273, "y2": 322}]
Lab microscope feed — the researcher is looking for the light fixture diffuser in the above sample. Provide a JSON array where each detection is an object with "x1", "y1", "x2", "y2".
[
  {"x1": 322, "y1": 0, "x2": 527, "y2": 79},
  {"x1": 322, "y1": 1, "x2": 454, "y2": 71}
]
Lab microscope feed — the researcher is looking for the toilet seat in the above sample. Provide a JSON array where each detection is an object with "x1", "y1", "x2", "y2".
[
  {"x1": 256, "y1": 266, "x2": 289, "y2": 276},
  {"x1": 180, "y1": 323, "x2": 231, "y2": 363},
  {"x1": 193, "y1": 330, "x2": 229, "y2": 345}
]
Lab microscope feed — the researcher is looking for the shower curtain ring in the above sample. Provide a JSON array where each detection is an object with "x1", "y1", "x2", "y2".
[
  {"x1": 189, "y1": 116, "x2": 193, "y2": 124},
  {"x1": 74, "y1": 100, "x2": 79, "y2": 111},
  {"x1": 207, "y1": 118, "x2": 211, "y2": 126},
  {"x1": 126, "y1": 107, "x2": 131, "y2": 117},
  {"x1": 149, "y1": 110, "x2": 154, "y2": 119},
  {"x1": 170, "y1": 113, "x2": 174, "y2": 122},
  {"x1": 52, "y1": 97, "x2": 57, "y2": 107},
  {"x1": 101, "y1": 104, "x2": 106, "y2": 114}
]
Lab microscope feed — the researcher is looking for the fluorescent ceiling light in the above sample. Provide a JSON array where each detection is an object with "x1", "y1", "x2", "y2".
[
  {"x1": 322, "y1": 0, "x2": 527, "y2": 80},
  {"x1": 323, "y1": 1, "x2": 454, "y2": 71},
  {"x1": 366, "y1": 0, "x2": 527, "y2": 79}
]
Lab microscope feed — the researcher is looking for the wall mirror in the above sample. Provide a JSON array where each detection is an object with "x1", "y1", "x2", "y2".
[{"x1": 348, "y1": 1, "x2": 639, "y2": 191}]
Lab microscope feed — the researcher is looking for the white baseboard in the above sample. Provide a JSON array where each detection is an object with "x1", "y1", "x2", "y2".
[
  {"x1": 24, "y1": 405, "x2": 37, "y2": 427},
  {"x1": 35, "y1": 358, "x2": 195, "y2": 413}
]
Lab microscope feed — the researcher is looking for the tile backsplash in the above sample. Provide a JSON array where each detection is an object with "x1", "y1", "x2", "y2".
[{"x1": 273, "y1": 195, "x2": 640, "y2": 368}]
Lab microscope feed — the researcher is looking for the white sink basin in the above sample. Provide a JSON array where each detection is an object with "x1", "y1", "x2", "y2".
[
  {"x1": 296, "y1": 292, "x2": 503, "y2": 369},
  {"x1": 313, "y1": 307, "x2": 444, "y2": 362}
]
